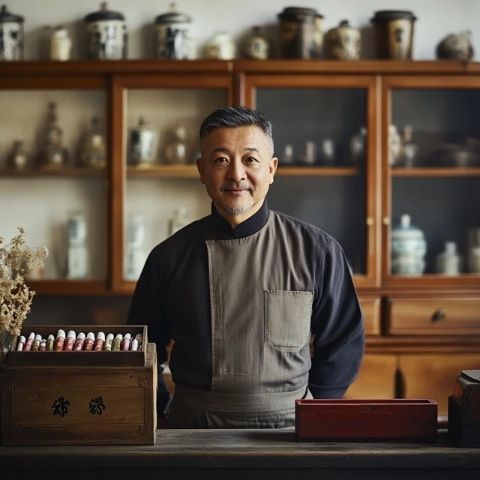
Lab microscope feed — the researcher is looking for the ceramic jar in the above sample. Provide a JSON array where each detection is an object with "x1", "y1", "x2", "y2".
[
  {"x1": 155, "y1": 3, "x2": 195, "y2": 59},
  {"x1": 467, "y1": 228, "x2": 480, "y2": 273},
  {"x1": 391, "y1": 214, "x2": 427, "y2": 275},
  {"x1": 164, "y1": 125, "x2": 188, "y2": 164},
  {"x1": 277, "y1": 7, "x2": 323, "y2": 59},
  {"x1": 50, "y1": 26, "x2": 72, "y2": 61},
  {"x1": 84, "y1": 2, "x2": 127, "y2": 59},
  {"x1": 80, "y1": 117, "x2": 106, "y2": 167},
  {"x1": 0, "y1": 4, "x2": 24, "y2": 61},
  {"x1": 371, "y1": 10, "x2": 416, "y2": 59},
  {"x1": 436, "y1": 241, "x2": 462, "y2": 275},
  {"x1": 67, "y1": 211, "x2": 89, "y2": 279},
  {"x1": 128, "y1": 117, "x2": 157, "y2": 167},
  {"x1": 324, "y1": 20, "x2": 360, "y2": 60},
  {"x1": 125, "y1": 213, "x2": 146, "y2": 280},
  {"x1": 436, "y1": 32, "x2": 474, "y2": 61},
  {"x1": 244, "y1": 26, "x2": 270, "y2": 60},
  {"x1": 205, "y1": 31, "x2": 236, "y2": 60},
  {"x1": 7, "y1": 140, "x2": 29, "y2": 170}
]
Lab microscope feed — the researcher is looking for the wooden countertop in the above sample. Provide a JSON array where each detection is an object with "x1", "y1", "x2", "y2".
[{"x1": 1, "y1": 428, "x2": 479, "y2": 479}]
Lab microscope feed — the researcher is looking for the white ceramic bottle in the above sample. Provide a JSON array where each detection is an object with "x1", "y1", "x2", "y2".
[{"x1": 436, "y1": 241, "x2": 462, "y2": 275}]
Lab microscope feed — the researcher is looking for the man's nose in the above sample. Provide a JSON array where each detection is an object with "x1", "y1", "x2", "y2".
[{"x1": 227, "y1": 159, "x2": 246, "y2": 181}]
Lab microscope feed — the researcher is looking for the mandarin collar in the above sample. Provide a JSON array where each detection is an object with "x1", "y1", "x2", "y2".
[{"x1": 208, "y1": 201, "x2": 270, "y2": 239}]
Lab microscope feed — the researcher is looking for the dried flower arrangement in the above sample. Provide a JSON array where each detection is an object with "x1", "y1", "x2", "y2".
[{"x1": 0, "y1": 228, "x2": 48, "y2": 360}]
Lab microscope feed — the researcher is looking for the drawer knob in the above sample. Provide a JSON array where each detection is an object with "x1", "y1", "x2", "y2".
[{"x1": 431, "y1": 309, "x2": 446, "y2": 323}]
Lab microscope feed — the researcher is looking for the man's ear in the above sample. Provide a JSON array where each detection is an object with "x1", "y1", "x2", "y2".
[
  {"x1": 269, "y1": 156, "x2": 278, "y2": 184},
  {"x1": 196, "y1": 156, "x2": 205, "y2": 184}
]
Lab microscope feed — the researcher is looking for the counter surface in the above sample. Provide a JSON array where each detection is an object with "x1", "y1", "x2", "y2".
[{"x1": 1, "y1": 428, "x2": 479, "y2": 479}]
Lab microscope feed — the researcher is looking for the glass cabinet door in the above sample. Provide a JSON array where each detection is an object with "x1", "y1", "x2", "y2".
[
  {"x1": 112, "y1": 75, "x2": 231, "y2": 291},
  {"x1": 0, "y1": 78, "x2": 108, "y2": 294},
  {"x1": 383, "y1": 76, "x2": 480, "y2": 286},
  {"x1": 244, "y1": 75, "x2": 379, "y2": 287}
]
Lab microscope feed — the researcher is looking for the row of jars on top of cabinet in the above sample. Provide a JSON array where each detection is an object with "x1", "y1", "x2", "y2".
[{"x1": 5, "y1": 3, "x2": 461, "y2": 62}]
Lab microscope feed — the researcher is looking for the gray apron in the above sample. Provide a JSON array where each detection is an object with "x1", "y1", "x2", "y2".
[{"x1": 168, "y1": 212, "x2": 314, "y2": 428}]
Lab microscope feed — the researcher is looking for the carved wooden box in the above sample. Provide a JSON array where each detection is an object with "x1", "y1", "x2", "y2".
[
  {"x1": 295, "y1": 399, "x2": 438, "y2": 441},
  {"x1": 0, "y1": 325, "x2": 157, "y2": 445}
]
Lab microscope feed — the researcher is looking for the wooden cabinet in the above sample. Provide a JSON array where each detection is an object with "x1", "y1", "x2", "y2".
[{"x1": 1, "y1": 60, "x2": 479, "y2": 416}]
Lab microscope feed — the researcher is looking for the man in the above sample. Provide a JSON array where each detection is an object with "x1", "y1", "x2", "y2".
[{"x1": 128, "y1": 106, "x2": 364, "y2": 428}]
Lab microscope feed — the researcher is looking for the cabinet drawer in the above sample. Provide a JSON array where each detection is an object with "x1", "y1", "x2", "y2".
[
  {"x1": 387, "y1": 298, "x2": 480, "y2": 335},
  {"x1": 359, "y1": 298, "x2": 381, "y2": 335}
]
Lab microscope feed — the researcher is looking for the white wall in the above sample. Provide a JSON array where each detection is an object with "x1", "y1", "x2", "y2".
[{"x1": 9, "y1": 0, "x2": 480, "y2": 60}]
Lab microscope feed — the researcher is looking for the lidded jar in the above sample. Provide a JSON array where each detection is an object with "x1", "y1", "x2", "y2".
[
  {"x1": 391, "y1": 214, "x2": 427, "y2": 275},
  {"x1": 84, "y1": 2, "x2": 127, "y2": 59},
  {"x1": 244, "y1": 26, "x2": 270, "y2": 60},
  {"x1": 155, "y1": 2, "x2": 195, "y2": 59},
  {"x1": 0, "y1": 4, "x2": 24, "y2": 61},
  {"x1": 205, "y1": 31, "x2": 236, "y2": 60},
  {"x1": 371, "y1": 10, "x2": 416, "y2": 59},
  {"x1": 277, "y1": 7, "x2": 323, "y2": 59},
  {"x1": 128, "y1": 117, "x2": 158, "y2": 167},
  {"x1": 324, "y1": 20, "x2": 360, "y2": 60},
  {"x1": 50, "y1": 25, "x2": 72, "y2": 61}
]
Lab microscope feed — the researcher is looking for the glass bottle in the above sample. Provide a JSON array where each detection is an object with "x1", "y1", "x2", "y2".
[
  {"x1": 66, "y1": 211, "x2": 89, "y2": 279},
  {"x1": 40, "y1": 102, "x2": 69, "y2": 168}
]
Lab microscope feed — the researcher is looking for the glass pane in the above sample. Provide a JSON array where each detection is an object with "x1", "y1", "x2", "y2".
[
  {"x1": 391, "y1": 89, "x2": 480, "y2": 168},
  {"x1": 257, "y1": 87, "x2": 368, "y2": 274},
  {"x1": 123, "y1": 88, "x2": 226, "y2": 281},
  {"x1": 0, "y1": 90, "x2": 107, "y2": 281},
  {"x1": 392, "y1": 177, "x2": 480, "y2": 275}
]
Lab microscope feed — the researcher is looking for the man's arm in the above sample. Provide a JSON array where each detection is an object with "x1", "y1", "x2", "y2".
[{"x1": 308, "y1": 238, "x2": 365, "y2": 398}]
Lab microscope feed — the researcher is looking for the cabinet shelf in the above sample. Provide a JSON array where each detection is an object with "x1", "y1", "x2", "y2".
[
  {"x1": 391, "y1": 167, "x2": 480, "y2": 177},
  {"x1": 277, "y1": 166, "x2": 359, "y2": 176},
  {"x1": 0, "y1": 167, "x2": 105, "y2": 178},
  {"x1": 126, "y1": 165, "x2": 198, "y2": 178},
  {"x1": 28, "y1": 280, "x2": 108, "y2": 296}
]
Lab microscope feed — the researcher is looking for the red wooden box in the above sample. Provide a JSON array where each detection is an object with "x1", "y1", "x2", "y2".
[{"x1": 295, "y1": 399, "x2": 438, "y2": 441}]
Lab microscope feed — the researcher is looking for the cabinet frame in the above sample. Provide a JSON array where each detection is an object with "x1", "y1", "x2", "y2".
[
  {"x1": 381, "y1": 75, "x2": 480, "y2": 289},
  {"x1": 241, "y1": 73, "x2": 381, "y2": 288}
]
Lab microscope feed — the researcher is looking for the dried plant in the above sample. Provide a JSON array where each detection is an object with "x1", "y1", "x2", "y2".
[{"x1": 0, "y1": 228, "x2": 48, "y2": 339}]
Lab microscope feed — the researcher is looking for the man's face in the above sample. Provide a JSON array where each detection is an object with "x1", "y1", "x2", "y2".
[{"x1": 197, "y1": 125, "x2": 278, "y2": 227}]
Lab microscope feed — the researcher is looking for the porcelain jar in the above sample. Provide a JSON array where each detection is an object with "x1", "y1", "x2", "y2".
[
  {"x1": 371, "y1": 10, "x2": 416, "y2": 59},
  {"x1": 84, "y1": 2, "x2": 127, "y2": 59},
  {"x1": 128, "y1": 117, "x2": 158, "y2": 167},
  {"x1": 155, "y1": 3, "x2": 195, "y2": 59},
  {"x1": 0, "y1": 4, "x2": 24, "y2": 61},
  {"x1": 277, "y1": 6, "x2": 323, "y2": 59},
  {"x1": 50, "y1": 25, "x2": 72, "y2": 61},
  {"x1": 436, "y1": 241, "x2": 462, "y2": 275},
  {"x1": 391, "y1": 214, "x2": 427, "y2": 275},
  {"x1": 324, "y1": 20, "x2": 360, "y2": 60},
  {"x1": 205, "y1": 31, "x2": 236, "y2": 60}
]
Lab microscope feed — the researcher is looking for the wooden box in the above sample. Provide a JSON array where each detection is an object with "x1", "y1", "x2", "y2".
[
  {"x1": 449, "y1": 370, "x2": 480, "y2": 447},
  {"x1": 296, "y1": 399, "x2": 438, "y2": 441},
  {"x1": 1, "y1": 325, "x2": 157, "y2": 445}
]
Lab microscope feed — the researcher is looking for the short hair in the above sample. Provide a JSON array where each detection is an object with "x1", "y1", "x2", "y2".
[{"x1": 199, "y1": 106, "x2": 274, "y2": 153}]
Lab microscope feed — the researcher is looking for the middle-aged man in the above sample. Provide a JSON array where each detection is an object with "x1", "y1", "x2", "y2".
[{"x1": 128, "y1": 106, "x2": 364, "y2": 428}]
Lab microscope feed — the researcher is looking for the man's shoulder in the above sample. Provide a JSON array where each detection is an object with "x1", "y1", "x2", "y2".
[
  {"x1": 150, "y1": 215, "x2": 209, "y2": 258},
  {"x1": 270, "y1": 210, "x2": 338, "y2": 249}
]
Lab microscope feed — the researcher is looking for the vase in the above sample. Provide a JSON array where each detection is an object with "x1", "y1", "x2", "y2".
[{"x1": 0, "y1": 329, "x2": 17, "y2": 363}]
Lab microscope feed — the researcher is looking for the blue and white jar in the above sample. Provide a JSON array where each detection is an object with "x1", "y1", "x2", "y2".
[
  {"x1": 84, "y1": 2, "x2": 127, "y2": 60},
  {"x1": 0, "y1": 4, "x2": 24, "y2": 61},
  {"x1": 391, "y1": 213, "x2": 427, "y2": 275}
]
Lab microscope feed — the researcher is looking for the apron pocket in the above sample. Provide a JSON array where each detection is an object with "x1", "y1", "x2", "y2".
[{"x1": 264, "y1": 290, "x2": 313, "y2": 352}]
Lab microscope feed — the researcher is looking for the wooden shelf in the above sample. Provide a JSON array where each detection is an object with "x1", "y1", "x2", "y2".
[
  {"x1": 0, "y1": 167, "x2": 105, "y2": 178},
  {"x1": 127, "y1": 164, "x2": 198, "y2": 178},
  {"x1": 391, "y1": 167, "x2": 480, "y2": 177},
  {"x1": 27, "y1": 280, "x2": 108, "y2": 296},
  {"x1": 277, "y1": 166, "x2": 359, "y2": 176}
]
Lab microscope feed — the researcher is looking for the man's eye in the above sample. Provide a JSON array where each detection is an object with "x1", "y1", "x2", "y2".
[
  {"x1": 244, "y1": 156, "x2": 259, "y2": 165},
  {"x1": 214, "y1": 157, "x2": 229, "y2": 164}
]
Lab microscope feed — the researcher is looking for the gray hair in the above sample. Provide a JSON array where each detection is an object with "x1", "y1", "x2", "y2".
[{"x1": 199, "y1": 106, "x2": 274, "y2": 153}]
